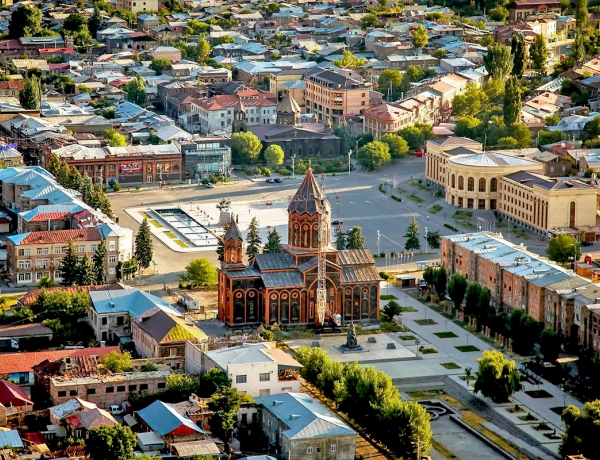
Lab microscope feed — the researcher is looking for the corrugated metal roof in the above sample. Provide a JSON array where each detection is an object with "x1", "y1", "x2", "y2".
[
  {"x1": 0, "y1": 430, "x2": 23, "y2": 448},
  {"x1": 341, "y1": 266, "x2": 381, "y2": 283},
  {"x1": 90, "y1": 288, "x2": 181, "y2": 317},
  {"x1": 338, "y1": 249, "x2": 375, "y2": 266},
  {"x1": 262, "y1": 271, "x2": 304, "y2": 288},
  {"x1": 137, "y1": 401, "x2": 204, "y2": 437},
  {"x1": 254, "y1": 253, "x2": 296, "y2": 271}
]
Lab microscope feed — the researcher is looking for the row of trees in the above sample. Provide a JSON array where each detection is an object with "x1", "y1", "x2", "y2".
[
  {"x1": 60, "y1": 240, "x2": 107, "y2": 286},
  {"x1": 404, "y1": 217, "x2": 440, "y2": 252},
  {"x1": 295, "y1": 346, "x2": 432, "y2": 458},
  {"x1": 335, "y1": 226, "x2": 366, "y2": 250}
]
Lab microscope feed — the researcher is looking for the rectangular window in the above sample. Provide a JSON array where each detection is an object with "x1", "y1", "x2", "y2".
[
  {"x1": 106, "y1": 387, "x2": 114, "y2": 393},
  {"x1": 129, "y1": 385, "x2": 137, "y2": 391},
  {"x1": 110, "y1": 243, "x2": 116, "y2": 251},
  {"x1": 70, "y1": 390, "x2": 77, "y2": 396},
  {"x1": 140, "y1": 384, "x2": 148, "y2": 391},
  {"x1": 236, "y1": 375, "x2": 247, "y2": 384},
  {"x1": 57, "y1": 391, "x2": 66, "y2": 397},
  {"x1": 101, "y1": 317, "x2": 107, "y2": 325},
  {"x1": 331, "y1": 444, "x2": 336, "y2": 453},
  {"x1": 78, "y1": 245, "x2": 85, "y2": 253},
  {"x1": 116, "y1": 316, "x2": 124, "y2": 326},
  {"x1": 259, "y1": 373, "x2": 270, "y2": 382},
  {"x1": 109, "y1": 255, "x2": 117, "y2": 264},
  {"x1": 259, "y1": 389, "x2": 270, "y2": 396},
  {"x1": 117, "y1": 386, "x2": 126, "y2": 392},
  {"x1": 307, "y1": 447, "x2": 313, "y2": 454},
  {"x1": 109, "y1": 268, "x2": 116, "y2": 275},
  {"x1": 87, "y1": 388, "x2": 96, "y2": 395},
  {"x1": 157, "y1": 382, "x2": 166, "y2": 389},
  {"x1": 91, "y1": 244, "x2": 97, "y2": 252}
]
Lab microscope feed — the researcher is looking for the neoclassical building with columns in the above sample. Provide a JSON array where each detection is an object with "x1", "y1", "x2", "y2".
[
  {"x1": 425, "y1": 137, "x2": 599, "y2": 239},
  {"x1": 217, "y1": 169, "x2": 381, "y2": 327}
]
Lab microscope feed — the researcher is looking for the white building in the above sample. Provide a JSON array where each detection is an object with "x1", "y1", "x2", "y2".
[{"x1": 198, "y1": 342, "x2": 302, "y2": 397}]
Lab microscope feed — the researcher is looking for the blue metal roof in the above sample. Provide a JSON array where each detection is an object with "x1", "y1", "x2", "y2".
[
  {"x1": 0, "y1": 430, "x2": 23, "y2": 448},
  {"x1": 137, "y1": 400, "x2": 204, "y2": 437},
  {"x1": 90, "y1": 288, "x2": 181, "y2": 317}
]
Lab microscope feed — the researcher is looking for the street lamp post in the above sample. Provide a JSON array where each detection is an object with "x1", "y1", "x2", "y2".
[
  {"x1": 571, "y1": 243, "x2": 578, "y2": 269},
  {"x1": 425, "y1": 226, "x2": 428, "y2": 254},
  {"x1": 377, "y1": 230, "x2": 381, "y2": 255},
  {"x1": 292, "y1": 154, "x2": 296, "y2": 180},
  {"x1": 347, "y1": 150, "x2": 352, "y2": 175}
]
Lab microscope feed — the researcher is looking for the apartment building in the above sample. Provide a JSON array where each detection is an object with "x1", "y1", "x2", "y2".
[
  {"x1": 508, "y1": 0, "x2": 561, "y2": 21},
  {"x1": 116, "y1": 0, "x2": 158, "y2": 14},
  {"x1": 304, "y1": 69, "x2": 370, "y2": 123},
  {"x1": 6, "y1": 225, "x2": 132, "y2": 287},
  {"x1": 362, "y1": 103, "x2": 414, "y2": 138}
]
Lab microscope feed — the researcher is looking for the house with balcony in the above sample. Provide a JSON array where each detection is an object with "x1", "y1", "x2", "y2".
[{"x1": 197, "y1": 342, "x2": 302, "y2": 397}]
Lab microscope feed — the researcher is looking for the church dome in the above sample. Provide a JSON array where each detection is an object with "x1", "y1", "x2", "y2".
[{"x1": 288, "y1": 168, "x2": 332, "y2": 215}]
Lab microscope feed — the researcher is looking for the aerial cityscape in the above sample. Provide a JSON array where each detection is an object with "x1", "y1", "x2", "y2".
[{"x1": 0, "y1": 0, "x2": 596, "y2": 459}]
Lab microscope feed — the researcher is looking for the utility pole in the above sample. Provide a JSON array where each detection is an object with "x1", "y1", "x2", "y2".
[
  {"x1": 292, "y1": 154, "x2": 296, "y2": 180},
  {"x1": 425, "y1": 226, "x2": 428, "y2": 254},
  {"x1": 377, "y1": 230, "x2": 380, "y2": 255}
]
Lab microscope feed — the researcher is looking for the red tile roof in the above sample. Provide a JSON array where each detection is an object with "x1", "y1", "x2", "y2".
[
  {"x1": 28, "y1": 212, "x2": 71, "y2": 222},
  {"x1": 363, "y1": 103, "x2": 410, "y2": 122},
  {"x1": 39, "y1": 48, "x2": 76, "y2": 55},
  {"x1": 19, "y1": 228, "x2": 101, "y2": 246},
  {"x1": 0, "y1": 81, "x2": 24, "y2": 90},
  {"x1": 0, "y1": 346, "x2": 120, "y2": 375},
  {"x1": 192, "y1": 93, "x2": 276, "y2": 111}
]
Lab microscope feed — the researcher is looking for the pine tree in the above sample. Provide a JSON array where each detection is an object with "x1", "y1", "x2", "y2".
[
  {"x1": 503, "y1": 77, "x2": 522, "y2": 126},
  {"x1": 60, "y1": 240, "x2": 80, "y2": 286},
  {"x1": 404, "y1": 217, "x2": 421, "y2": 251},
  {"x1": 529, "y1": 34, "x2": 548, "y2": 76},
  {"x1": 197, "y1": 38, "x2": 212, "y2": 64},
  {"x1": 19, "y1": 76, "x2": 41, "y2": 110},
  {"x1": 68, "y1": 166, "x2": 83, "y2": 191},
  {"x1": 263, "y1": 228, "x2": 282, "y2": 253},
  {"x1": 135, "y1": 218, "x2": 153, "y2": 270},
  {"x1": 93, "y1": 240, "x2": 107, "y2": 285},
  {"x1": 76, "y1": 255, "x2": 97, "y2": 286},
  {"x1": 81, "y1": 173, "x2": 94, "y2": 204},
  {"x1": 246, "y1": 217, "x2": 261, "y2": 259},
  {"x1": 570, "y1": 32, "x2": 586, "y2": 64},
  {"x1": 46, "y1": 153, "x2": 62, "y2": 176},
  {"x1": 334, "y1": 226, "x2": 346, "y2": 250},
  {"x1": 510, "y1": 34, "x2": 527, "y2": 79},
  {"x1": 346, "y1": 226, "x2": 365, "y2": 250},
  {"x1": 576, "y1": 0, "x2": 588, "y2": 29}
]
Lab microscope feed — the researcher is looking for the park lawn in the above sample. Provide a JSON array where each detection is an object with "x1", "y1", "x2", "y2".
[
  {"x1": 429, "y1": 204, "x2": 443, "y2": 214},
  {"x1": 407, "y1": 390, "x2": 463, "y2": 408},
  {"x1": 434, "y1": 331, "x2": 458, "y2": 338},
  {"x1": 441, "y1": 362, "x2": 461, "y2": 370},
  {"x1": 415, "y1": 319, "x2": 437, "y2": 325},
  {"x1": 455, "y1": 345, "x2": 480, "y2": 352},
  {"x1": 380, "y1": 294, "x2": 397, "y2": 300},
  {"x1": 407, "y1": 194, "x2": 424, "y2": 204},
  {"x1": 453, "y1": 211, "x2": 473, "y2": 219},
  {"x1": 399, "y1": 306, "x2": 417, "y2": 313},
  {"x1": 461, "y1": 411, "x2": 528, "y2": 460},
  {"x1": 398, "y1": 335, "x2": 417, "y2": 340}
]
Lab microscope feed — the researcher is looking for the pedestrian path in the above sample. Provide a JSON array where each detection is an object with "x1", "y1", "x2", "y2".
[{"x1": 341, "y1": 212, "x2": 420, "y2": 221}]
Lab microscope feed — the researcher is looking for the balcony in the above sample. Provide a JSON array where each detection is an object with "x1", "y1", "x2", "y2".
[{"x1": 278, "y1": 370, "x2": 299, "y2": 382}]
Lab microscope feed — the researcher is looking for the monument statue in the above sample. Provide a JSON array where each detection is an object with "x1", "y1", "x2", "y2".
[{"x1": 345, "y1": 322, "x2": 360, "y2": 349}]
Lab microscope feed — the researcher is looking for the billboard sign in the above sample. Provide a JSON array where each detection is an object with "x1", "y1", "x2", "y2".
[{"x1": 120, "y1": 162, "x2": 142, "y2": 174}]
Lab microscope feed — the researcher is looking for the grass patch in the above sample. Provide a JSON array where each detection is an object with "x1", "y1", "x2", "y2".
[
  {"x1": 407, "y1": 390, "x2": 463, "y2": 408},
  {"x1": 431, "y1": 439, "x2": 457, "y2": 459},
  {"x1": 441, "y1": 362, "x2": 461, "y2": 370},
  {"x1": 429, "y1": 204, "x2": 443, "y2": 214},
  {"x1": 399, "y1": 306, "x2": 418, "y2": 313},
  {"x1": 174, "y1": 239, "x2": 188, "y2": 248},
  {"x1": 380, "y1": 320, "x2": 411, "y2": 333},
  {"x1": 434, "y1": 331, "x2": 458, "y2": 338},
  {"x1": 507, "y1": 405, "x2": 525, "y2": 413},
  {"x1": 391, "y1": 195, "x2": 403, "y2": 202},
  {"x1": 407, "y1": 194, "x2": 424, "y2": 204},
  {"x1": 455, "y1": 345, "x2": 480, "y2": 352},
  {"x1": 415, "y1": 319, "x2": 437, "y2": 325},
  {"x1": 453, "y1": 211, "x2": 473, "y2": 219},
  {"x1": 140, "y1": 211, "x2": 163, "y2": 228},
  {"x1": 444, "y1": 223, "x2": 458, "y2": 232},
  {"x1": 380, "y1": 294, "x2": 397, "y2": 300},
  {"x1": 378, "y1": 183, "x2": 387, "y2": 194},
  {"x1": 398, "y1": 335, "x2": 417, "y2": 340},
  {"x1": 518, "y1": 413, "x2": 538, "y2": 422},
  {"x1": 394, "y1": 186, "x2": 407, "y2": 193},
  {"x1": 165, "y1": 231, "x2": 178, "y2": 239},
  {"x1": 408, "y1": 179, "x2": 430, "y2": 191}
]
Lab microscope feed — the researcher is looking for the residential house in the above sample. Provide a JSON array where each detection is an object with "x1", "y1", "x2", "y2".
[
  {"x1": 63, "y1": 407, "x2": 119, "y2": 439},
  {"x1": 116, "y1": 0, "x2": 158, "y2": 13},
  {"x1": 386, "y1": 54, "x2": 438, "y2": 70},
  {"x1": 149, "y1": 46, "x2": 182, "y2": 63},
  {"x1": 0, "y1": 380, "x2": 33, "y2": 413},
  {"x1": 255, "y1": 393, "x2": 356, "y2": 460},
  {"x1": 199, "y1": 342, "x2": 302, "y2": 397},
  {"x1": 508, "y1": 0, "x2": 561, "y2": 21},
  {"x1": 136, "y1": 400, "x2": 206, "y2": 443},
  {"x1": 362, "y1": 103, "x2": 414, "y2": 138}
]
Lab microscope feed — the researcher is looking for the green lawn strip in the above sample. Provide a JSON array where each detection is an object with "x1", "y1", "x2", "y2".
[
  {"x1": 399, "y1": 306, "x2": 417, "y2": 313},
  {"x1": 455, "y1": 345, "x2": 480, "y2": 352},
  {"x1": 380, "y1": 294, "x2": 397, "y2": 300},
  {"x1": 441, "y1": 362, "x2": 461, "y2": 370},
  {"x1": 407, "y1": 194, "x2": 424, "y2": 204},
  {"x1": 434, "y1": 331, "x2": 458, "y2": 338},
  {"x1": 429, "y1": 204, "x2": 443, "y2": 214},
  {"x1": 398, "y1": 335, "x2": 417, "y2": 340},
  {"x1": 453, "y1": 211, "x2": 473, "y2": 219},
  {"x1": 415, "y1": 319, "x2": 437, "y2": 325}
]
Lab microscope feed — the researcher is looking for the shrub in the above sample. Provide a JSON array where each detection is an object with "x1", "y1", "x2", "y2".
[
  {"x1": 278, "y1": 168, "x2": 291, "y2": 176},
  {"x1": 418, "y1": 179, "x2": 423, "y2": 184},
  {"x1": 253, "y1": 166, "x2": 262, "y2": 175},
  {"x1": 209, "y1": 175, "x2": 218, "y2": 184},
  {"x1": 379, "y1": 271, "x2": 391, "y2": 280},
  {"x1": 444, "y1": 223, "x2": 458, "y2": 231},
  {"x1": 112, "y1": 183, "x2": 121, "y2": 192},
  {"x1": 262, "y1": 167, "x2": 271, "y2": 177},
  {"x1": 391, "y1": 195, "x2": 402, "y2": 202},
  {"x1": 135, "y1": 185, "x2": 141, "y2": 191},
  {"x1": 201, "y1": 178, "x2": 209, "y2": 185},
  {"x1": 312, "y1": 164, "x2": 324, "y2": 174}
]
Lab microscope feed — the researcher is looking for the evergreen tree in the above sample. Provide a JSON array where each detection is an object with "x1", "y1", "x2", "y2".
[
  {"x1": 68, "y1": 167, "x2": 83, "y2": 191},
  {"x1": 134, "y1": 218, "x2": 153, "y2": 270},
  {"x1": 334, "y1": 226, "x2": 346, "y2": 250},
  {"x1": 570, "y1": 32, "x2": 586, "y2": 64},
  {"x1": 263, "y1": 228, "x2": 282, "y2": 253},
  {"x1": 346, "y1": 226, "x2": 365, "y2": 250},
  {"x1": 246, "y1": 217, "x2": 261, "y2": 259},
  {"x1": 88, "y1": 4, "x2": 103, "y2": 37},
  {"x1": 503, "y1": 77, "x2": 522, "y2": 126},
  {"x1": 126, "y1": 75, "x2": 147, "y2": 106},
  {"x1": 60, "y1": 240, "x2": 80, "y2": 286},
  {"x1": 483, "y1": 43, "x2": 513, "y2": 82},
  {"x1": 92, "y1": 240, "x2": 107, "y2": 285},
  {"x1": 576, "y1": 0, "x2": 588, "y2": 29},
  {"x1": 47, "y1": 153, "x2": 62, "y2": 176},
  {"x1": 76, "y1": 255, "x2": 97, "y2": 286},
  {"x1": 530, "y1": 34, "x2": 548, "y2": 76},
  {"x1": 19, "y1": 76, "x2": 41, "y2": 110},
  {"x1": 510, "y1": 34, "x2": 527, "y2": 79},
  {"x1": 404, "y1": 217, "x2": 420, "y2": 251},
  {"x1": 81, "y1": 173, "x2": 94, "y2": 204}
]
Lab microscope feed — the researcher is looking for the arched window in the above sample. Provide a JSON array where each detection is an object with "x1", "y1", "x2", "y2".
[
  {"x1": 490, "y1": 178, "x2": 497, "y2": 192},
  {"x1": 468, "y1": 177, "x2": 475, "y2": 191},
  {"x1": 451, "y1": 174, "x2": 456, "y2": 188},
  {"x1": 281, "y1": 301, "x2": 289, "y2": 323},
  {"x1": 479, "y1": 178, "x2": 486, "y2": 192},
  {"x1": 458, "y1": 176, "x2": 464, "y2": 190}
]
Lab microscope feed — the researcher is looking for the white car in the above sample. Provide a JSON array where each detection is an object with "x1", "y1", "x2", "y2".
[
  {"x1": 205, "y1": 183, "x2": 215, "y2": 189},
  {"x1": 110, "y1": 405, "x2": 124, "y2": 415}
]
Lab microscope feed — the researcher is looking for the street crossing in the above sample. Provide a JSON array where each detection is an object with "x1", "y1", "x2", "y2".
[{"x1": 340, "y1": 212, "x2": 420, "y2": 222}]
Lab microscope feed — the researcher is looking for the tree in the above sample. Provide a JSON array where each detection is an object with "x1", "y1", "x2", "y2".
[
  {"x1": 464, "y1": 282, "x2": 482, "y2": 316},
  {"x1": 540, "y1": 328, "x2": 561, "y2": 362},
  {"x1": 382, "y1": 300, "x2": 401, "y2": 322},
  {"x1": 378, "y1": 69, "x2": 404, "y2": 101},
  {"x1": 166, "y1": 373, "x2": 200, "y2": 398},
  {"x1": 474, "y1": 350, "x2": 522, "y2": 403},
  {"x1": 208, "y1": 387, "x2": 245, "y2": 445},
  {"x1": 89, "y1": 5, "x2": 103, "y2": 37},
  {"x1": 547, "y1": 234, "x2": 581, "y2": 265},
  {"x1": 357, "y1": 141, "x2": 391, "y2": 171},
  {"x1": 404, "y1": 217, "x2": 420, "y2": 251},
  {"x1": 246, "y1": 217, "x2": 261, "y2": 259},
  {"x1": 231, "y1": 132, "x2": 262, "y2": 164},
  {"x1": 452, "y1": 84, "x2": 488, "y2": 117},
  {"x1": 149, "y1": 57, "x2": 172, "y2": 75},
  {"x1": 411, "y1": 24, "x2": 428, "y2": 51},
  {"x1": 454, "y1": 116, "x2": 482, "y2": 137},
  {"x1": 576, "y1": 0, "x2": 588, "y2": 29},
  {"x1": 483, "y1": 43, "x2": 513, "y2": 81},
  {"x1": 334, "y1": 226, "x2": 346, "y2": 250},
  {"x1": 380, "y1": 133, "x2": 409, "y2": 159},
  {"x1": 530, "y1": 34, "x2": 549, "y2": 76},
  {"x1": 346, "y1": 226, "x2": 365, "y2": 250},
  {"x1": 426, "y1": 230, "x2": 441, "y2": 250},
  {"x1": 38, "y1": 276, "x2": 54, "y2": 288},
  {"x1": 63, "y1": 13, "x2": 87, "y2": 32},
  {"x1": 560, "y1": 401, "x2": 600, "y2": 458},
  {"x1": 87, "y1": 425, "x2": 136, "y2": 460},
  {"x1": 423, "y1": 266, "x2": 435, "y2": 289},
  {"x1": 263, "y1": 228, "x2": 282, "y2": 253},
  {"x1": 398, "y1": 123, "x2": 433, "y2": 150},
  {"x1": 104, "y1": 128, "x2": 127, "y2": 147},
  {"x1": 489, "y1": 6, "x2": 509, "y2": 21},
  {"x1": 197, "y1": 38, "x2": 212, "y2": 64},
  {"x1": 184, "y1": 258, "x2": 218, "y2": 287},
  {"x1": 75, "y1": 255, "x2": 97, "y2": 286},
  {"x1": 503, "y1": 77, "x2": 522, "y2": 126},
  {"x1": 511, "y1": 34, "x2": 527, "y2": 79},
  {"x1": 332, "y1": 50, "x2": 367, "y2": 69},
  {"x1": 361, "y1": 13, "x2": 378, "y2": 29},
  {"x1": 213, "y1": 35, "x2": 235, "y2": 46},
  {"x1": 134, "y1": 218, "x2": 154, "y2": 270},
  {"x1": 9, "y1": 4, "x2": 42, "y2": 38},
  {"x1": 60, "y1": 240, "x2": 80, "y2": 286},
  {"x1": 92, "y1": 241, "x2": 107, "y2": 285},
  {"x1": 447, "y1": 274, "x2": 468, "y2": 311},
  {"x1": 19, "y1": 76, "x2": 41, "y2": 110},
  {"x1": 126, "y1": 74, "x2": 147, "y2": 106},
  {"x1": 267, "y1": 2, "x2": 281, "y2": 13},
  {"x1": 264, "y1": 144, "x2": 284, "y2": 167},
  {"x1": 570, "y1": 32, "x2": 586, "y2": 64},
  {"x1": 99, "y1": 351, "x2": 133, "y2": 373},
  {"x1": 497, "y1": 137, "x2": 519, "y2": 149},
  {"x1": 433, "y1": 266, "x2": 447, "y2": 297},
  {"x1": 199, "y1": 368, "x2": 231, "y2": 397}
]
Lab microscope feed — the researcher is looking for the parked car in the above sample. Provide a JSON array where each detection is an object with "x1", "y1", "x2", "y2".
[
  {"x1": 205, "y1": 183, "x2": 215, "y2": 189},
  {"x1": 266, "y1": 178, "x2": 275, "y2": 183},
  {"x1": 109, "y1": 405, "x2": 124, "y2": 415},
  {"x1": 332, "y1": 220, "x2": 343, "y2": 226},
  {"x1": 418, "y1": 278, "x2": 427, "y2": 287},
  {"x1": 581, "y1": 241, "x2": 594, "y2": 247}
]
